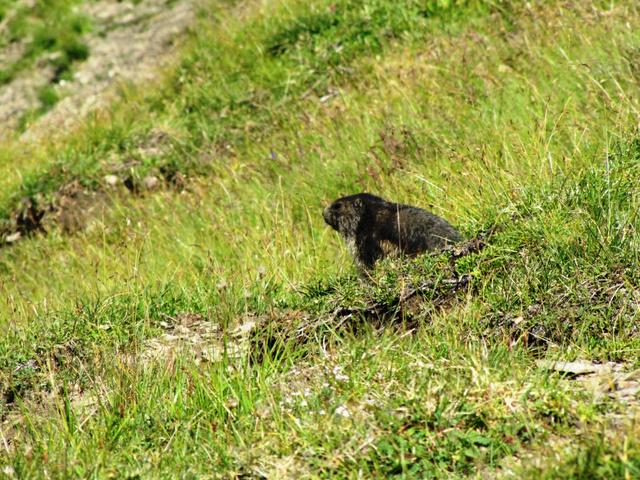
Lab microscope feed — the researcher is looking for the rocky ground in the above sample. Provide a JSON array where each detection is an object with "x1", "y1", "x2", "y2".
[{"x1": 0, "y1": 0, "x2": 194, "y2": 139}]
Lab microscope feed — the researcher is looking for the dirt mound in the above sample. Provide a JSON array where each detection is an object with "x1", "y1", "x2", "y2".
[
  {"x1": 0, "y1": 180, "x2": 109, "y2": 244},
  {"x1": 0, "y1": 127, "x2": 186, "y2": 246}
]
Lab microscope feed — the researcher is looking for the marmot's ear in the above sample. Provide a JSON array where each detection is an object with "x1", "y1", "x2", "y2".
[{"x1": 354, "y1": 197, "x2": 363, "y2": 208}]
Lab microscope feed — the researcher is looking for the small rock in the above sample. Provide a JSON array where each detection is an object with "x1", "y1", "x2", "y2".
[
  {"x1": 332, "y1": 365, "x2": 349, "y2": 382},
  {"x1": 142, "y1": 175, "x2": 160, "y2": 190},
  {"x1": 2, "y1": 466, "x2": 15, "y2": 478},
  {"x1": 580, "y1": 375, "x2": 614, "y2": 401},
  {"x1": 334, "y1": 404, "x2": 351, "y2": 418},
  {"x1": 614, "y1": 385, "x2": 640, "y2": 399},
  {"x1": 618, "y1": 380, "x2": 640, "y2": 390},
  {"x1": 527, "y1": 304, "x2": 542, "y2": 315},
  {"x1": 5, "y1": 231, "x2": 21, "y2": 243},
  {"x1": 104, "y1": 175, "x2": 119, "y2": 187},
  {"x1": 255, "y1": 403, "x2": 271, "y2": 419},
  {"x1": 174, "y1": 312, "x2": 205, "y2": 327},
  {"x1": 14, "y1": 359, "x2": 37, "y2": 373},
  {"x1": 232, "y1": 320, "x2": 256, "y2": 338},
  {"x1": 538, "y1": 360, "x2": 595, "y2": 375},
  {"x1": 537, "y1": 359, "x2": 620, "y2": 376}
]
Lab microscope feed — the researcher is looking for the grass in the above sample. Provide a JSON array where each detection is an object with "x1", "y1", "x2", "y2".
[{"x1": 1, "y1": 0, "x2": 640, "y2": 477}]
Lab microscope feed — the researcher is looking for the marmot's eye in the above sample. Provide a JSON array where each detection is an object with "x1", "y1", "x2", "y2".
[{"x1": 332, "y1": 203, "x2": 341, "y2": 210}]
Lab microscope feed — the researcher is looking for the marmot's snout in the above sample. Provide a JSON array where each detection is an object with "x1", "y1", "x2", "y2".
[{"x1": 322, "y1": 205, "x2": 336, "y2": 229}]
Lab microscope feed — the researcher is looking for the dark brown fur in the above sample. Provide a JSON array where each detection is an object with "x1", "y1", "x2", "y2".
[{"x1": 323, "y1": 193, "x2": 461, "y2": 271}]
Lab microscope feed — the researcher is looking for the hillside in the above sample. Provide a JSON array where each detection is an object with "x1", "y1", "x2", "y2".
[{"x1": 1, "y1": 0, "x2": 640, "y2": 477}]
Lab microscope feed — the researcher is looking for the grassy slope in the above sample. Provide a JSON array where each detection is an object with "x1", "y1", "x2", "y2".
[{"x1": 1, "y1": 0, "x2": 640, "y2": 477}]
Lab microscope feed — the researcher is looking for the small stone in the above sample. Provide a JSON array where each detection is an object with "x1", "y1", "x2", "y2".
[
  {"x1": 537, "y1": 359, "x2": 619, "y2": 376},
  {"x1": 14, "y1": 359, "x2": 36, "y2": 373},
  {"x1": 255, "y1": 404, "x2": 271, "y2": 419},
  {"x1": 332, "y1": 365, "x2": 349, "y2": 382},
  {"x1": 5, "y1": 231, "x2": 21, "y2": 243},
  {"x1": 614, "y1": 385, "x2": 640, "y2": 399},
  {"x1": 104, "y1": 175, "x2": 119, "y2": 187},
  {"x1": 527, "y1": 304, "x2": 542, "y2": 315},
  {"x1": 334, "y1": 404, "x2": 350, "y2": 418},
  {"x1": 142, "y1": 175, "x2": 160, "y2": 190},
  {"x1": 232, "y1": 320, "x2": 256, "y2": 338}
]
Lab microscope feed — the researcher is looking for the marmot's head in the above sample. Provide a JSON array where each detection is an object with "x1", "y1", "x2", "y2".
[{"x1": 323, "y1": 193, "x2": 385, "y2": 238}]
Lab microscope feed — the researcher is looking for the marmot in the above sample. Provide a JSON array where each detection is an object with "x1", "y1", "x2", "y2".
[{"x1": 323, "y1": 193, "x2": 461, "y2": 271}]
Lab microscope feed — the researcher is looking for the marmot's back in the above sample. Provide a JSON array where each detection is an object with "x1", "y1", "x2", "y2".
[
  {"x1": 323, "y1": 193, "x2": 461, "y2": 270},
  {"x1": 379, "y1": 204, "x2": 461, "y2": 254}
]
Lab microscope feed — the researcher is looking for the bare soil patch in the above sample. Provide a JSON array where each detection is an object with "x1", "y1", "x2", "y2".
[
  {"x1": 0, "y1": 0, "x2": 194, "y2": 138},
  {"x1": 0, "y1": 128, "x2": 184, "y2": 246}
]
